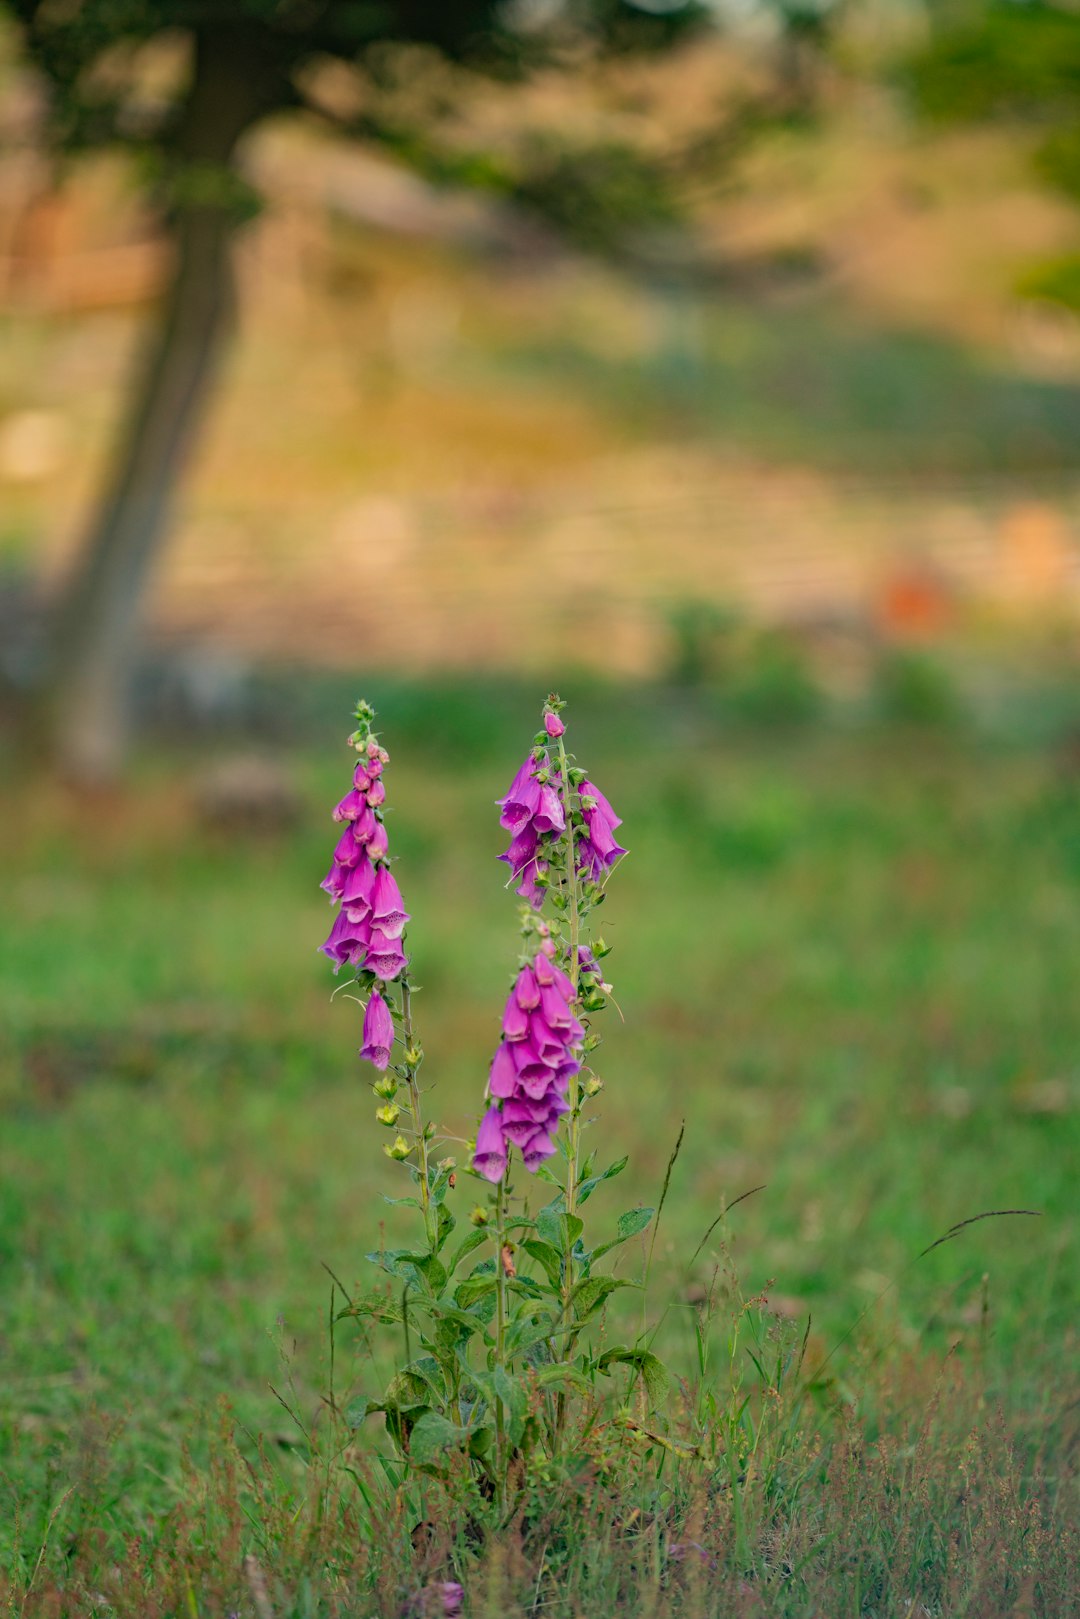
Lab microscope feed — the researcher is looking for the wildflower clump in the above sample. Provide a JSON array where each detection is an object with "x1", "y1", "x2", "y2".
[{"x1": 325, "y1": 693, "x2": 654, "y2": 1533}]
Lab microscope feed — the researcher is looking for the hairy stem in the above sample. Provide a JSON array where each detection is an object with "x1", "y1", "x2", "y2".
[
  {"x1": 400, "y1": 970, "x2": 436, "y2": 1252},
  {"x1": 494, "y1": 1173, "x2": 508, "y2": 1515},
  {"x1": 555, "y1": 733, "x2": 583, "y2": 1447}
]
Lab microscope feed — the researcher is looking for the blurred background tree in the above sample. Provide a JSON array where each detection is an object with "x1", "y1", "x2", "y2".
[
  {"x1": 8, "y1": 0, "x2": 758, "y2": 781},
  {"x1": 908, "y1": 0, "x2": 1080, "y2": 307}
]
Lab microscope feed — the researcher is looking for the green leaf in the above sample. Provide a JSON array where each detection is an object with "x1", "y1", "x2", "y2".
[
  {"x1": 407, "y1": 1411, "x2": 471, "y2": 1469},
  {"x1": 596, "y1": 1347, "x2": 670, "y2": 1410},
  {"x1": 343, "y1": 1395, "x2": 381, "y2": 1428},
  {"x1": 364, "y1": 1247, "x2": 422, "y2": 1280},
  {"x1": 340, "y1": 1290, "x2": 405, "y2": 1325},
  {"x1": 455, "y1": 1275, "x2": 498, "y2": 1308},
  {"x1": 446, "y1": 1228, "x2": 489, "y2": 1276},
  {"x1": 577, "y1": 1155, "x2": 629, "y2": 1205},
  {"x1": 409, "y1": 1254, "x2": 447, "y2": 1293},
  {"x1": 537, "y1": 1206, "x2": 583, "y2": 1251},
  {"x1": 382, "y1": 1370, "x2": 432, "y2": 1411},
  {"x1": 571, "y1": 1275, "x2": 635, "y2": 1321},
  {"x1": 505, "y1": 1312, "x2": 558, "y2": 1358},
  {"x1": 493, "y1": 1365, "x2": 529, "y2": 1446},
  {"x1": 535, "y1": 1196, "x2": 566, "y2": 1246},
  {"x1": 521, "y1": 1238, "x2": 563, "y2": 1288},
  {"x1": 434, "y1": 1202, "x2": 456, "y2": 1252},
  {"x1": 534, "y1": 1363, "x2": 593, "y2": 1395},
  {"x1": 385, "y1": 1357, "x2": 443, "y2": 1409},
  {"x1": 592, "y1": 1206, "x2": 655, "y2": 1260}
]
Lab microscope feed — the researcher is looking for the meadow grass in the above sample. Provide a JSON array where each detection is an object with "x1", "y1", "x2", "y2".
[{"x1": 1, "y1": 680, "x2": 1077, "y2": 1614}]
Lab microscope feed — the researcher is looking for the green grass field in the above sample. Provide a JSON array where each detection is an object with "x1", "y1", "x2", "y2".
[{"x1": 1, "y1": 680, "x2": 1077, "y2": 1613}]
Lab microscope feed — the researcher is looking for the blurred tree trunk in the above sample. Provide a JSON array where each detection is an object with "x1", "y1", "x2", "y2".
[{"x1": 35, "y1": 31, "x2": 278, "y2": 782}]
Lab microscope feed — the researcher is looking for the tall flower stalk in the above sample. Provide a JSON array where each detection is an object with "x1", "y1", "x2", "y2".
[
  {"x1": 320, "y1": 699, "x2": 435, "y2": 1248},
  {"x1": 328, "y1": 695, "x2": 649, "y2": 1517}
]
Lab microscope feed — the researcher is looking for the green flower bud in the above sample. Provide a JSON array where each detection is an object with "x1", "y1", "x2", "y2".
[
  {"x1": 375, "y1": 1103, "x2": 401, "y2": 1128},
  {"x1": 469, "y1": 1206, "x2": 489, "y2": 1227},
  {"x1": 372, "y1": 1075, "x2": 398, "y2": 1100},
  {"x1": 583, "y1": 1074, "x2": 604, "y2": 1098},
  {"x1": 384, "y1": 1135, "x2": 411, "y2": 1161}
]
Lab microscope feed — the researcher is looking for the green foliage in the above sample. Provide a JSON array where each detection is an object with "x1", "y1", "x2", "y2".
[
  {"x1": 874, "y1": 647, "x2": 960, "y2": 728},
  {"x1": 1, "y1": 684, "x2": 1078, "y2": 1609},
  {"x1": 906, "y1": 1, "x2": 1080, "y2": 212}
]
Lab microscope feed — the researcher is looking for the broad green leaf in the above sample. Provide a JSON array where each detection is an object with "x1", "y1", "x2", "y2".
[
  {"x1": 571, "y1": 1275, "x2": 635, "y2": 1321},
  {"x1": 592, "y1": 1206, "x2": 655, "y2": 1260},
  {"x1": 446, "y1": 1228, "x2": 489, "y2": 1276},
  {"x1": 534, "y1": 1363, "x2": 593, "y2": 1395},
  {"x1": 382, "y1": 1370, "x2": 431, "y2": 1411},
  {"x1": 597, "y1": 1347, "x2": 670, "y2": 1410},
  {"x1": 339, "y1": 1290, "x2": 405, "y2": 1325},
  {"x1": 494, "y1": 1365, "x2": 529, "y2": 1445},
  {"x1": 522, "y1": 1238, "x2": 563, "y2": 1288},
  {"x1": 505, "y1": 1313, "x2": 558, "y2": 1358},
  {"x1": 407, "y1": 1411, "x2": 471, "y2": 1468},
  {"x1": 455, "y1": 1275, "x2": 498, "y2": 1308},
  {"x1": 364, "y1": 1247, "x2": 423, "y2": 1280},
  {"x1": 344, "y1": 1395, "x2": 381, "y2": 1428},
  {"x1": 537, "y1": 1205, "x2": 583, "y2": 1251},
  {"x1": 535, "y1": 1197, "x2": 567, "y2": 1246},
  {"x1": 408, "y1": 1254, "x2": 447, "y2": 1293},
  {"x1": 577, "y1": 1155, "x2": 629, "y2": 1206},
  {"x1": 385, "y1": 1357, "x2": 443, "y2": 1408}
]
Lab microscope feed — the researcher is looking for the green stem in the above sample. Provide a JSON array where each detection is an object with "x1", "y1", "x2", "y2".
[
  {"x1": 494, "y1": 1172, "x2": 508, "y2": 1515},
  {"x1": 556, "y1": 733, "x2": 582, "y2": 1226},
  {"x1": 400, "y1": 970, "x2": 436, "y2": 1253},
  {"x1": 554, "y1": 734, "x2": 583, "y2": 1449}
]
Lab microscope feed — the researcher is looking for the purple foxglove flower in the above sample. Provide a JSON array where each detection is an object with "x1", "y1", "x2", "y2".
[
  {"x1": 340, "y1": 858, "x2": 376, "y2": 914},
  {"x1": 364, "y1": 928, "x2": 407, "y2": 981},
  {"x1": 320, "y1": 863, "x2": 346, "y2": 900},
  {"x1": 369, "y1": 819, "x2": 389, "y2": 858},
  {"x1": 321, "y1": 909, "x2": 368, "y2": 970},
  {"x1": 502, "y1": 1096, "x2": 557, "y2": 1128},
  {"x1": 333, "y1": 788, "x2": 369, "y2": 823},
  {"x1": 519, "y1": 1067, "x2": 559, "y2": 1102},
  {"x1": 488, "y1": 1041, "x2": 518, "y2": 1099},
  {"x1": 371, "y1": 865, "x2": 409, "y2": 939},
  {"x1": 515, "y1": 857, "x2": 547, "y2": 909},
  {"x1": 331, "y1": 826, "x2": 363, "y2": 868},
  {"x1": 473, "y1": 1105, "x2": 507, "y2": 1183},
  {"x1": 580, "y1": 779, "x2": 622, "y2": 830},
  {"x1": 497, "y1": 824, "x2": 539, "y2": 873},
  {"x1": 366, "y1": 754, "x2": 384, "y2": 778},
  {"x1": 514, "y1": 965, "x2": 540, "y2": 1010},
  {"x1": 534, "y1": 954, "x2": 574, "y2": 1001},
  {"x1": 576, "y1": 835, "x2": 605, "y2": 884},
  {"x1": 584, "y1": 810, "x2": 626, "y2": 866},
  {"x1": 353, "y1": 762, "x2": 371, "y2": 791},
  {"x1": 532, "y1": 782, "x2": 565, "y2": 836},
  {"x1": 521, "y1": 1130, "x2": 555, "y2": 1171},
  {"x1": 501, "y1": 1113, "x2": 541, "y2": 1148},
  {"x1": 366, "y1": 778, "x2": 386, "y2": 808},
  {"x1": 539, "y1": 982, "x2": 574, "y2": 1029},
  {"x1": 544, "y1": 712, "x2": 565, "y2": 738},
  {"x1": 527, "y1": 1014, "x2": 565, "y2": 1064},
  {"x1": 501, "y1": 995, "x2": 530, "y2": 1042},
  {"x1": 578, "y1": 945, "x2": 601, "y2": 978},
  {"x1": 352, "y1": 803, "x2": 378, "y2": 844},
  {"x1": 441, "y1": 1584, "x2": 464, "y2": 1619},
  {"x1": 498, "y1": 761, "x2": 543, "y2": 836},
  {"x1": 360, "y1": 989, "x2": 394, "y2": 1070}
]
